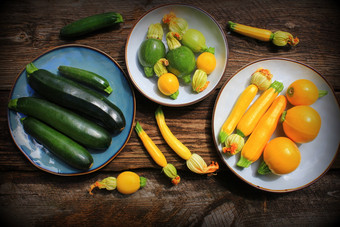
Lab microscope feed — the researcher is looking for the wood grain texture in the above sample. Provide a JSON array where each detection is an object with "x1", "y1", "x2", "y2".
[
  {"x1": 0, "y1": 0, "x2": 339, "y2": 226},
  {"x1": 0, "y1": 170, "x2": 339, "y2": 226}
]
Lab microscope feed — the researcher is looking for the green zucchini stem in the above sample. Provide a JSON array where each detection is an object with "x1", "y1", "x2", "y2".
[
  {"x1": 280, "y1": 111, "x2": 287, "y2": 123},
  {"x1": 139, "y1": 177, "x2": 147, "y2": 188},
  {"x1": 181, "y1": 74, "x2": 191, "y2": 84},
  {"x1": 8, "y1": 99, "x2": 18, "y2": 110},
  {"x1": 236, "y1": 155, "x2": 252, "y2": 168},
  {"x1": 205, "y1": 47, "x2": 215, "y2": 54},
  {"x1": 269, "y1": 80, "x2": 284, "y2": 93},
  {"x1": 20, "y1": 117, "x2": 27, "y2": 123},
  {"x1": 218, "y1": 131, "x2": 228, "y2": 144},
  {"x1": 26, "y1": 62, "x2": 39, "y2": 75},
  {"x1": 236, "y1": 129, "x2": 245, "y2": 138},
  {"x1": 134, "y1": 121, "x2": 143, "y2": 135},
  {"x1": 104, "y1": 86, "x2": 113, "y2": 95},
  {"x1": 318, "y1": 90, "x2": 328, "y2": 98},
  {"x1": 257, "y1": 161, "x2": 272, "y2": 175},
  {"x1": 228, "y1": 21, "x2": 237, "y2": 31},
  {"x1": 170, "y1": 90, "x2": 179, "y2": 100},
  {"x1": 115, "y1": 13, "x2": 124, "y2": 23},
  {"x1": 144, "y1": 67, "x2": 154, "y2": 78}
]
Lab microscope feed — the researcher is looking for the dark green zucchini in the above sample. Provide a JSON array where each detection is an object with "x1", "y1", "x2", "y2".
[
  {"x1": 58, "y1": 65, "x2": 112, "y2": 94},
  {"x1": 26, "y1": 63, "x2": 125, "y2": 133},
  {"x1": 60, "y1": 12, "x2": 123, "y2": 39},
  {"x1": 8, "y1": 97, "x2": 112, "y2": 149},
  {"x1": 21, "y1": 116, "x2": 93, "y2": 170}
]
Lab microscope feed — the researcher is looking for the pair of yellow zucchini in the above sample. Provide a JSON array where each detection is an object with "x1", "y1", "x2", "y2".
[
  {"x1": 219, "y1": 68, "x2": 285, "y2": 168},
  {"x1": 237, "y1": 95, "x2": 287, "y2": 167},
  {"x1": 135, "y1": 106, "x2": 219, "y2": 185}
]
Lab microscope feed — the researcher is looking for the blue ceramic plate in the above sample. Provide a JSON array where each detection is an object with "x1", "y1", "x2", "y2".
[{"x1": 8, "y1": 44, "x2": 136, "y2": 176}]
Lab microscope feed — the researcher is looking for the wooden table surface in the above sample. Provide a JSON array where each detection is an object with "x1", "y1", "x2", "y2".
[{"x1": 1, "y1": 0, "x2": 339, "y2": 226}]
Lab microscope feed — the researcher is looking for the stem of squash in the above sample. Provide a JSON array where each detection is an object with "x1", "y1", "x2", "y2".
[
  {"x1": 218, "y1": 131, "x2": 228, "y2": 144},
  {"x1": 318, "y1": 90, "x2": 328, "y2": 98},
  {"x1": 144, "y1": 66, "x2": 154, "y2": 78},
  {"x1": 237, "y1": 155, "x2": 252, "y2": 168},
  {"x1": 170, "y1": 90, "x2": 179, "y2": 99},
  {"x1": 26, "y1": 62, "x2": 39, "y2": 75},
  {"x1": 257, "y1": 161, "x2": 272, "y2": 175},
  {"x1": 7, "y1": 99, "x2": 18, "y2": 110},
  {"x1": 181, "y1": 74, "x2": 191, "y2": 84},
  {"x1": 280, "y1": 111, "x2": 287, "y2": 123}
]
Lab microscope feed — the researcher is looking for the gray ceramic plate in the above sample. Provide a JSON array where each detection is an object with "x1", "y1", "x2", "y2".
[
  {"x1": 125, "y1": 4, "x2": 228, "y2": 106},
  {"x1": 213, "y1": 58, "x2": 340, "y2": 192}
]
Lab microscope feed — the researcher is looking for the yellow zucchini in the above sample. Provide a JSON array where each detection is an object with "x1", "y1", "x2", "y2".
[
  {"x1": 237, "y1": 95, "x2": 287, "y2": 168},
  {"x1": 219, "y1": 68, "x2": 273, "y2": 145},
  {"x1": 237, "y1": 81, "x2": 283, "y2": 138},
  {"x1": 229, "y1": 21, "x2": 273, "y2": 42},
  {"x1": 228, "y1": 21, "x2": 299, "y2": 46},
  {"x1": 135, "y1": 121, "x2": 180, "y2": 185},
  {"x1": 155, "y1": 107, "x2": 192, "y2": 160},
  {"x1": 155, "y1": 106, "x2": 218, "y2": 174},
  {"x1": 219, "y1": 84, "x2": 258, "y2": 143}
]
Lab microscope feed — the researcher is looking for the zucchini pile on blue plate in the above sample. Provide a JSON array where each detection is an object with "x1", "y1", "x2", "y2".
[{"x1": 8, "y1": 63, "x2": 126, "y2": 170}]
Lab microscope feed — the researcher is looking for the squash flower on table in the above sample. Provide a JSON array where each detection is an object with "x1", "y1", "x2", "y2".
[{"x1": 272, "y1": 31, "x2": 299, "y2": 46}]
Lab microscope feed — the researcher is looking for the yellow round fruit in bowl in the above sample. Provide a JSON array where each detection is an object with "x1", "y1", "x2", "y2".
[
  {"x1": 196, "y1": 52, "x2": 216, "y2": 75},
  {"x1": 157, "y1": 73, "x2": 179, "y2": 99}
]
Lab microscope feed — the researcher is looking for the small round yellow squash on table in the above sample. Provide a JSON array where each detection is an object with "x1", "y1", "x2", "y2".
[{"x1": 117, "y1": 171, "x2": 144, "y2": 195}]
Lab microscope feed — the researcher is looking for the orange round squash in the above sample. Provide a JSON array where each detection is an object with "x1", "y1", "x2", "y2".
[
  {"x1": 263, "y1": 137, "x2": 301, "y2": 175},
  {"x1": 116, "y1": 171, "x2": 141, "y2": 195},
  {"x1": 286, "y1": 79, "x2": 319, "y2": 105},
  {"x1": 281, "y1": 105, "x2": 321, "y2": 143},
  {"x1": 157, "y1": 73, "x2": 179, "y2": 99}
]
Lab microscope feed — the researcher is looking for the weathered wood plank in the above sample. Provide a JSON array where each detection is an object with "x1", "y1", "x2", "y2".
[
  {"x1": 0, "y1": 170, "x2": 339, "y2": 226},
  {"x1": 0, "y1": 0, "x2": 340, "y2": 226}
]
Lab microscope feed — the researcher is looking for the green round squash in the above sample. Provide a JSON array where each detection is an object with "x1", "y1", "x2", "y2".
[
  {"x1": 138, "y1": 39, "x2": 166, "y2": 77},
  {"x1": 166, "y1": 46, "x2": 196, "y2": 83}
]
